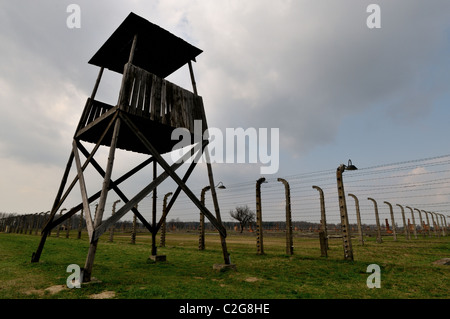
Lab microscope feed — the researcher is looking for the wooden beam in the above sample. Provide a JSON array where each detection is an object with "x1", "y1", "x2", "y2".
[
  {"x1": 68, "y1": 113, "x2": 120, "y2": 239},
  {"x1": 77, "y1": 142, "x2": 154, "y2": 233},
  {"x1": 204, "y1": 145, "x2": 231, "y2": 264},
  {"x1": 151, "y1": 160, "x2": 158, "y2": 255},
  {"x1": 83, "y1": 116, "x2": 122, "y2": 282},
  {"x1": 92, "y1": 140, "x2": 203, "y2": 242},
  {"x1": 45, "y1": 156, "x2": 155, "y2": 231},
  {"x1": 92, "y1": 117, "x2": 121, "y2": 229},
  {"x1": 188, "y1": 61, "x2": 198, "y2": 96},
  {"x1": 31, "y1": 150, "x2": 75, "y2": 262},
  {"x1": 75, "y1": 105, "x2": 118, "y2": 138},
  {"x1": 56, "y1": 112, "x2": 119, "y2": 216},
  {"x1": 72, "y1": 140, "x2": 94, "y2": 240},
  {"x1": 90, "y1": 67, "x2": 104, "y2": 100},
  {"x1": 91, "y1": 160, "x2": 179, "y2": 241},
  {"x1": 41, "y1": 151, "x2": 75, "y2": 231},
  {"x1": 155, "y1": 140, "x2": 207, "y2": 232},
  {"x1": 75, "y1": 68, "x2": 104, "y2": 132},
  {"x1": 185, "y1": 68, "x2": 230, "y2": 263},
  {"x1": 129, "y1": 34, "x2": 138, "y2": 64},
  {"x1": 119, "y1": 112, "x2": 227, "y2": 237}
]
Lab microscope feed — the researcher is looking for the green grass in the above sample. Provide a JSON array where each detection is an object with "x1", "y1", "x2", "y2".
[{"x1": 0, "y1": 231, "x2": 449, "y2": 299}]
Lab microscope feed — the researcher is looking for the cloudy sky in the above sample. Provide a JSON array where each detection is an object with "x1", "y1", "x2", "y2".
[{"x1": 1, "y1": 1, "x2": 450, "y2": 223}]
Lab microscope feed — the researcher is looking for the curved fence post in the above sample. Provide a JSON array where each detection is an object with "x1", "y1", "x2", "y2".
[
  {"x1": 337, "y1": 164, "x2": 354, "y2": 260},
  {"x1": 278, "y1": 178, "x2": 293, "y2": 255},
  {"x1": 421, "y1": 210, "x2": 432, "y2": 237},
  {"x1": 348, "y1": 194, "x2": 364, "y2": 245},
  {"x1": 199, "y1": 186, "x2": 210, "y2": 251},
  {"x1": 438, "y1": 213, "x2": 446, "y2": 236},
  {"x1": 429, "y1": 212, "x2": 439, "y2": 238},
  {"x1": 405, "y1": 207, "x2": 417, "y2": 239},
  {"x1": 414, "y1": 208, "x2": 425, "y2": 237},
  {"x1": 108, "y1": 200, "x2": 121, "y2": 242},
  {"x1": 383, "y1": 201, "x2": 397, "y2": 241},
  {"x1": 434, "y1": 213, "x2": 444, "y2": 237},
  {"x1": 368, "y1": 198, "x2": 383, "y2": 243},
  {"x1": 313, "y1": 186, "x2": 329, "y2": 249},
  {"x1": 442, "y1": 214, "x2": 448, "y2": 234},
  {"x1": 56, "y1": 208, "x2": 66, "y2": 237},
  {"x1": 396, "y1": 204, "x2": 409, "y2": 240}
]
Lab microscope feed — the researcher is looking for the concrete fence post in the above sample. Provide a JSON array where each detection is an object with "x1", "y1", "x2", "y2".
[
  {"x1": 414, "y1": 208, "x2": 425, "y2": 237},
  {"x1": 27, "y1": 214, "x2": 33, "y2": 234},
  {"x1": 77, "y1": 209, "x2": 83, "y2": 239},
  {"x1": 256, "y1": 177, "x2": 266, "y2": 255},
  {"x1": 56, "y1": 208, "x2": 66, "y2": 237},
  {"x1": 421, "y1": 210, "x2": 432, "y2": 237},
  {"x1": 337, "y1": 165, "x2": 354, "y2": 261},
  {"x1": 109, "y1": 200, "x2": 121, "y2": 242},
  {"x1": 35, "y1": 212, "x2": 43, "y2": 236},
  {"x1": 31, "y1": 214, "x2": 38, "y2": 235},
  {"x1": 442, "y1": 214, "x2": 448, "y2": 233},
  {"x1": 313, "y1": 186, "x2": 329, "y2": 249},
  {"x1": 160, "y1": 192, "x2": 172, "y2": 248},
  {"x1": 368, "y1": 198, "x2": 383, "y2": 243},
  {"x1": 348, "y1": 193, "x2": 364, "y2": 246},
  {"x1": 199, "y1": 186, "x2": 210, "y2": 251},
  {"x1": 430, "y1": 212, "x2": 440, "y2": 238},
  {"x1": 383, "y1": 201, "x2": 397, "y2": 241},
  {"x1": 278, "y1": 178, "x2": 293, "y2": 255},
  {"x1": 396, "y1": 204, "x2": 410, "y2": 240},
  {"x1": 438, "y1": 213, "x2": 446, "y2": 236},
  {"x1": 131, "y1": 204, "x2": 138, "y2": 244},
  {"x1": 319, "y1": 231, "x2": 328, "y2": 257},
  {"x1": 65, "y1": 215, "x2": 71, "y2": 238}
]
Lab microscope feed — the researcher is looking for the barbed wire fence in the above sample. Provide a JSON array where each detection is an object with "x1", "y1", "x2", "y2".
[
  {"x1": 1, "y1": 154, "x2": 449, "y2": 242},
  {"x1": 165, "y1": 153, "x2": 450, "y2": 235}
]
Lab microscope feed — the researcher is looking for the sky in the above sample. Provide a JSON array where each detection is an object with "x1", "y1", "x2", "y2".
[{"x1": 1, "y1": 1, "x2": 450, "y2": 225}]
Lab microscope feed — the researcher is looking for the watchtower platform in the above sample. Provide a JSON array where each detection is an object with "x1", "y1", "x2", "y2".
[{"x1": 78, "y1": 12, "x2": 205, "y2": 154}]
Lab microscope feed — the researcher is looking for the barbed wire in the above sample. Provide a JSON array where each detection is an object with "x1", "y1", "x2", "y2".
[
  {"x1": 110, "y1": 153, "x2": 450, "y2": 225},
  {"x1": 8, "y1": 153, "x2": 449, "y2": 227}
]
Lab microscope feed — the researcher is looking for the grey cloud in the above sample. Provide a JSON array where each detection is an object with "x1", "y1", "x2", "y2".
[
  {"x1": 173, "y1": 1, "x2": 450, "y2": 157},
  {"x1": 0, "y1": 1, "x2": 133, "y2": 165},
  {"x1": 3, "y1": 1, "x2": 449, "y2": 164}
]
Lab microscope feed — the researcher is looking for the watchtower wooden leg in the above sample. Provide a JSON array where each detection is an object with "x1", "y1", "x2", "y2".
[
  {"x1": 73, "y1": 140, "x2": 95, "y2": 239},
  {"x1": 83, "y1": 117, "x2": 121, "y2": 282},
  {"x1": 31, "y1": 151, "x2": 74, "y2": 262},
  {"x1": 32, "y1": 113, "x2": 121, "y2": 263},
  {"x1": 151, "y1": 160, "x2": 158, "y2": 256},
  {"x1": 205, "y1": 148, "x2": 231, "y2": 264}
]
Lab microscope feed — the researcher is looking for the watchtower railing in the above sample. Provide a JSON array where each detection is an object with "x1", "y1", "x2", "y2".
[
  {"x1": 78, "y1": 63, "x2": 205, "y2": 135},
  {"x1": 118, "y1": 63, "x2": 205, "y2": 133}
]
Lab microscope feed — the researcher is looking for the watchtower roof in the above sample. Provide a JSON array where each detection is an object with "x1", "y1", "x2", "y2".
[{"x1": 88, "y1": 12, "x2": 203, "y2": 78}]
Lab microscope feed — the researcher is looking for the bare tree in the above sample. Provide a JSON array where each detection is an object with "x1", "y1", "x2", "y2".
[{"x1": 230, "y1": 205, "x2": 255, "y2": 233}]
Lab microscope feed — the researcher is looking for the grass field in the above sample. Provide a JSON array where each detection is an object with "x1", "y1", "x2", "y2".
[{"x1": 0, "y1": 230, "x2": 449, "y2": 299}]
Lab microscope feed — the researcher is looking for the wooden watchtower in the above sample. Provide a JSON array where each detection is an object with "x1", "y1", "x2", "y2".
[{"x1": 31, "y1": 12, "x2": 231, "y2": 281}]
